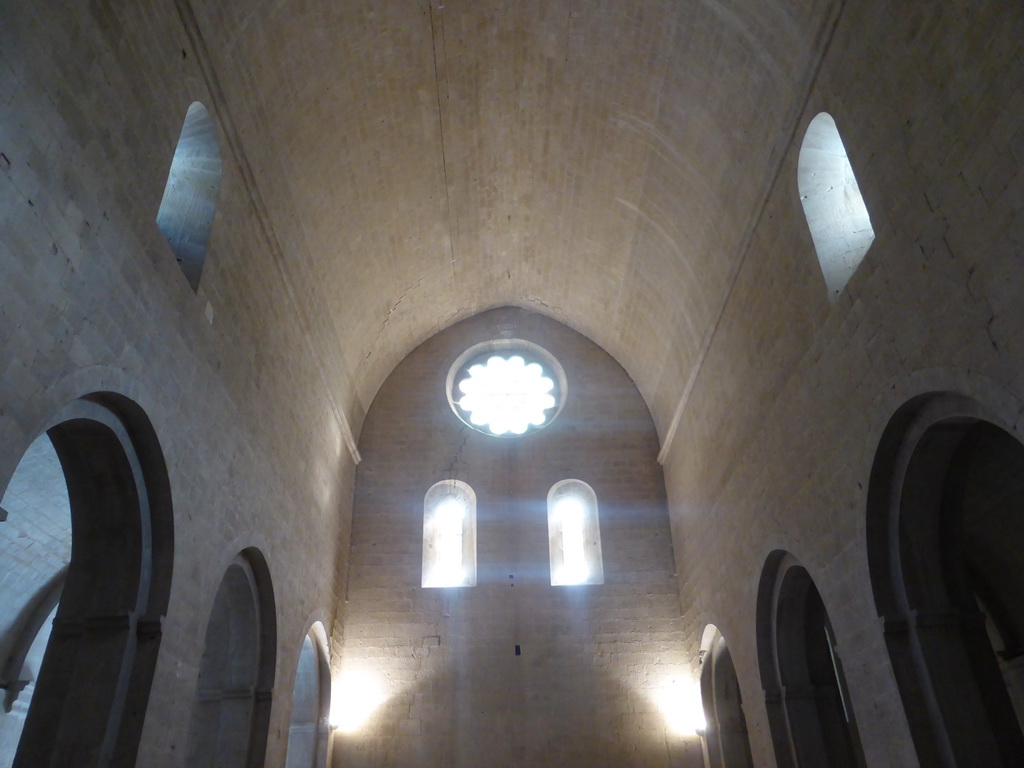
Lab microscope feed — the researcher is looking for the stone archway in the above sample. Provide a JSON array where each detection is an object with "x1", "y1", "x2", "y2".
[
  {"x1": 285, "y1": 622, "x2": 331, "y2": 768},
  {"x1": 868, "y1": 393, "x2": 1024, "y2": 767},
  {"x1": 757, "y1": 552, "x2": 865, "y2": 768},
  {"x1": 1, "y1": 393, "x2": 173, "y2": 768},
  {"x1": 699, "y1": 625, "x2": 753, "y2": 768},
  {"x1": 186, "y1": 549, "x2": 276, "y2": 768}
]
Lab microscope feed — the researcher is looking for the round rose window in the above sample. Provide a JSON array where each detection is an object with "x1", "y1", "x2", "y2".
[{"x1": 447, "y1": 340, "x2": 566, "y2": 436}]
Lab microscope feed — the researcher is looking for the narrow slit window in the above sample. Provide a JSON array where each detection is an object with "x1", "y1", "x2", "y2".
[
  {"x1": 156, "y1": 101, "x2": 223, "y2": 291},
  {"x1": 548, "y1": 480, "x2": 603, "y2": 586},
  {"x1": 422, "y1": 480, "x2": 476, "y2": 588},
  {"x1": 798, "y1": 112, "x2": 875, "y2": 302}
]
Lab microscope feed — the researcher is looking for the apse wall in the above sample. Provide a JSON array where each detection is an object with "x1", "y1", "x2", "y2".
[{"x1": 337, "y1": 307, "x2": 697, "y2": 768}]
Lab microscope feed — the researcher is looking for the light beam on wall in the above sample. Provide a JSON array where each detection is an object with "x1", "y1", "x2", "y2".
[
  {"x1": 330, "y1": 671, "x2": 385, "y2": 733},
  {"x1": 657, "y1": 678, "x2": 706, "y2": 736}
]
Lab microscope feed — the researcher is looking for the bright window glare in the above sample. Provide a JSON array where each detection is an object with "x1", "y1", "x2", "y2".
[
  {"x1": 457, "y1": 355, "x2": 556, "y2": 435},
  {"x1": 435, "y1": 499, "x2": 465, "y2": 529},
  {"x1": 548, "y1": 481, "x2": 603, "y2": 586},
  {"x1": 426, "y1": 497, "x2": 467, "y2": 587},
  {"x1": 556, "y1": 497, "x2": 588, "y2": 585}
]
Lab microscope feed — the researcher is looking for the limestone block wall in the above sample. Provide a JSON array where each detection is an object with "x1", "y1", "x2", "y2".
[
  {"x1": 660, "y1": 2, "x2": 1024, "y2": 767},
  {"x1": 0, "y1": 2, "x2": 354, "y2": 765},
  {"x1": 337, "y1": 307, "x2": 698, "y2": 768},
  {"x1": 3, "y1": 0, "x2": 1023, "y2": 765}
]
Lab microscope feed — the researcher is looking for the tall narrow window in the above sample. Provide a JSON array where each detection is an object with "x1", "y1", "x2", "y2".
[
  {"x1": 548, "y1": 480, "x2": 603, "y2": 586},
  {"x1": 422, "y1": 481, "x2": 476, "y2": 588},
  {"x1": 156, "y1": 102, "x2": 223, "y2": 291},
  {"x1": 798, "y1": 112, "x2": 875, "y2": 302}
]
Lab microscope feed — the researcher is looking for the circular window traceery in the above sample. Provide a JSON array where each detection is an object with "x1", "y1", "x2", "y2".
[{"x1": 447, "y1": 340, "x2": 567, "y2": 437}]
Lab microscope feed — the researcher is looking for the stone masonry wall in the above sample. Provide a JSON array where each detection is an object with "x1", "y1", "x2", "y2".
[
  {"x1": 337, "y1": 307, "x2": 699, "y2": 768},
  {"x1": 0, "y1": 2, "x2": 355, "y2": 765},
  {"x1": 660, "y1": 2, "x2": 1024, "y2": 767}
]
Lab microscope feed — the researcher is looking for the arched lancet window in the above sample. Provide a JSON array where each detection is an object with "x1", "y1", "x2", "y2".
[
  {"x1": 868, "y1": 394, "x2": 1024, "y2": 766},
  {"x1": 699, "y1": 625, "x2": 754, "y2": 768},
  {"x1": 547, "y1": 480, "x2": 603, "y2": 586},
  {"x1": 186, "y1": 549, "x2": 276, "y2": 768},
  {"x1": 156, "y1": 101, "x2": 223, "y2": 291},
  {"x1": 757, "y1": 552, "x2": 865, "y2": 768},
  {"x1": 0, "y1": 394, "x2": 173, "y2": 768},
  {"x1": 798, "y1": 112, "x2": 875, "y2": 302},
  {"x1": 285, "y1": 623, "x2": 331, "y2": 768},
  {"x1": 422, "y1": 480, "x2": 476, "y2": 588}
]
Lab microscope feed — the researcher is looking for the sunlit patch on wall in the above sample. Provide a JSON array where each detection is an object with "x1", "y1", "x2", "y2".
[
  {"x1": 330, "y1": 670, "x2": 386, "y2": 734},
  {"x1": 657, "y1": 677, "x2": 706, "y2": 736}
]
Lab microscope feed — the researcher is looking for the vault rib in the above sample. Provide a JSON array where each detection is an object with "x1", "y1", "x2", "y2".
[
  {"x1": 428, "y1": 1, "x2": 458, "y2": 281},
  {"x1": 657, "y1": 0, "x2": 849, "y2": 465}
]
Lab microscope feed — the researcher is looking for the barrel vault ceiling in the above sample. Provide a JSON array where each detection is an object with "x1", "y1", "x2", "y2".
[{"x1": 186, "y1": 0, "x2": 836, "y2": 447}]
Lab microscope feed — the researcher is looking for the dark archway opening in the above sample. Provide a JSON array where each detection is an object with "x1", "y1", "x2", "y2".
[
  {"x1": 699, "y1": 626, "x2": 753, "y2": 768},
  {"x1": 757, "y1": 552, "x2": 865, "y2": 768},
  {"x1": 186, "y1": 549, "x2": 276, "y2": 768},
  {"x1": 1, "y1": 394, "x2": 173, "y2": 768},
  {"x1": 868, "y1": 394, "x2": 1024, "y2": 767}
]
